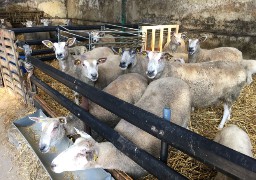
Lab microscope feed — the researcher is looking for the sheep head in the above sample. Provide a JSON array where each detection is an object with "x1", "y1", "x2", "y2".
[
  {"x1": 51, "y1": 129, "x2": 98, "y2": 173},
  {"x1": 29, "y1": 116, "x2": 67, "y2": 153}
]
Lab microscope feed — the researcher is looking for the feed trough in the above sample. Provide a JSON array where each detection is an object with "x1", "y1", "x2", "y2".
[{"x1": 13, "y1": 109, "x2": 113, "y2": 180}]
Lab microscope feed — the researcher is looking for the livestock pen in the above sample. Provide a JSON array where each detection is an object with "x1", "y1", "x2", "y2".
[{"x1": 0, "y1": 24, "x2": 256, "y2": 180}]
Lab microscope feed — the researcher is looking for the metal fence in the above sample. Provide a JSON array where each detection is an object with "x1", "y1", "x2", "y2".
[{"x1": 28, "y1": 55, "x2": 256, "y2": 179}]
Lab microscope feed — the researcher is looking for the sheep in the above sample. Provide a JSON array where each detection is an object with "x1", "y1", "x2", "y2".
[
  {"x1": 0, "y1": 19, "x2": 12, "y2": 28},
  {"x1": 89, "y1": 73, "x2": 148, "y2": 127},
  {"x1": 163, "y1": 31, "x2": 187, "y2": 53},
  {"x1": 146, "y1": 51, "x2": 256, "y2": 129},
  {"x1": 114, "y1": 77, "x2": 191, "y2": 156},
  {"x1": 36, "y1": 19, "x2": 51, "y2": 40},
  {"x1": 119, "y1": 47, "x2": 150, "y2": 79},
  {"x1": 90, "y1": 30, "x2": 115, "y2": 48},
  {"x1": 213, "y1": 124, "x2": 253, "y2": 180},
  {"x1": 51, "y1": 128, "x2": 147, "y2": 178},
  {"x1": 28, "y1": 114, "x2": 84, "y2": 153},
  {"x1": 73, "y1": 52, "x2": 122, "y2": 90},
  {"x1": 188, "y1": 35, "x2": 243, "y2": 63},
  {"x1": 21, "y1": 20, "x2": 37, "y2": 41},
  {"x1": 68, "y1": 45, "x2": 87, "y2": 55}
]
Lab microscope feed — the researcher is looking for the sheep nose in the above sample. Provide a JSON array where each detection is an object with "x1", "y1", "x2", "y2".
[
  {"x1": 119, "y1": 62, "x2": 126, "y2": 67},
  {"x1": 56, "y1": 53, "x2": 62, "y2": 57},
  {"x1": 91, "y1": 74, "x2": 97, "y2": 79},
  {"x1": 188, "y1": 47, "x2": 194, "y2": 52},
  {"x1": 178, "y1": 42, "x2": 181, "y2": 46},
  {"x1": 147, "y1": 70, "x2": 155, "y2": 76},
  {"x1": 51, "y1": 163, "x2": 56, "y2": 170},
  {"x1": 39, "y1": 144, "x2": 47, "y2": 152}
]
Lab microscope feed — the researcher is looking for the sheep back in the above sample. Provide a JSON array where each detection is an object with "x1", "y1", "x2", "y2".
[
  {"x1": 90, "y1": 73, "x2": 148, "y2": 127},
  {"x1": 114, "y1": 77, "x2": 191, "y2": 156},
  {"x1": 166, "y1": 61, "x2": 248, "y2": 107}
]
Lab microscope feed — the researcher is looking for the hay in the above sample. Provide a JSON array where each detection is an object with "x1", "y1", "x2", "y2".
[{"x1": 34, "y1": 59, "x2": 256, "y2": 179}]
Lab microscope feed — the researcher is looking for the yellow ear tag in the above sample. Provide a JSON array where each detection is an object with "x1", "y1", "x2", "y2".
[
  {"x1": 59, "y1": 118, "x2": 65, "y2": 123},
  {"x1": 93, "y1": 154, "x2": 98, "y2": 161},
  {"x1": 74, "y1": 60, "x2": 81, "y2": 65},
  {"x1": 47, "y1": 43, "x2": 52, "y2": 46},
  {"x1": 118, "y1": 48, "x2": 122, "y2": 54}
]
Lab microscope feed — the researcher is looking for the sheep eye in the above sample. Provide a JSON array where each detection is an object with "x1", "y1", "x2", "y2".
[
  {"x1": 53, "y1": 125, "x2": 59, "y2": 130},
  {"x1": 82, "y1": 63, "x2": 86, "y2": 67}
]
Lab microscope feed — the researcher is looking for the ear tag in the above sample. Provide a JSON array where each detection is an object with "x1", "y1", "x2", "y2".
[
  {"x1": 93, "y1": 154, "x2": 98, "y2": 161},
  {"x1": 47, "y1": 43, "x2": 51, "y2": 46},
  {"x1": 118, "y1": 48, "x2": 122, "y2": 54},
  {"x1": 59, "y1": 118, "x2": 66, "y2": 123},
  {"x1": 74, "y1": 60, "x2": 81, "y2": 65}
]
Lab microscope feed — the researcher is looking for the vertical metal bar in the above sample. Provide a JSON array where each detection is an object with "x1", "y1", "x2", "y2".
[
  {"x1": 160, "y1": 107, "x2": 171, "y2": 163},
  {"x1": 57, "y1": 26, "x2": 60, "y2": 42}
]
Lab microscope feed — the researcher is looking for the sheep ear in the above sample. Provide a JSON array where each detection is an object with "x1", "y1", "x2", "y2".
[
  {"x1": 162, "y1": 52, "x2": 173, "y2": 60},
  {"x1": 29, "y1": 117, "x2": 47, "y2": 123},
  {"x1": 74, "y1": 128, "x2": 92, "y2": 139},
  {"x1": 66, "y1": 37, "x2": 76, "y2": 47},
  {"x1": 42, "y1": 40, "x2": 54, "y2": 48},
  {"x1": 181, "y1": 32, "x2": 188, "y2": 40},
  {"x1": 58, "y1": 117, "x2": 67, "y2": 124},
  {"x1": 98, "y1": 32, "x2": 105, "y2": 37},
  {"x1": 199, "y1": 35, "x2": 207, "y2": 42},
  {"x1": 97, "y1": 58, "x2": 107, "y2": 64}
]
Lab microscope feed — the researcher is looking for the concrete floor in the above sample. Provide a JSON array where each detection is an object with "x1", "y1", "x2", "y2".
[{"x1": 0, "y1": 88, "x2": 37, "y2": 180}]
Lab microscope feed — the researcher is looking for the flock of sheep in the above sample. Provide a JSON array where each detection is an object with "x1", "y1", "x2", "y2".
[{"x1": 18, "y1": 24, "x2": 255, "y2": 179}]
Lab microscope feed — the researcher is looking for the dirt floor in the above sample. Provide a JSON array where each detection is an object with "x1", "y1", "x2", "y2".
[{"x1": 0, "y1": 87, "x2": 49, "y2": 180}]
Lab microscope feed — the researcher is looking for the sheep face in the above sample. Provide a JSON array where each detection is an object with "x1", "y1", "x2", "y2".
[
  {"x1": 188, "y1": 36, "x2": 207, "y2": 56},
  {"x1": 23, "y1": 20, "x2": 34, "y2": 27},
  {"x1": 29, "y1": 117, "x2": 67, "y2": 153},
  {"x1": 188, "y1": 39, "x2": 199, "y2": 55},
  {"x1": 90, "y1": 31, "x2": 104, "y2": 43},
  {"x1": 171, "y1": 32, "x2": 185, "y2": 46},
  {"x1": 81, "y1": 57, "x2": 107, "y2": 81},
  {"x1": 42, "y1": 38, "x2": 76, "y2": 61},
  {"x1": 40, "y1": 19, "x2": 51, "y2": 26},
  {"x1": 51, "y1": 130, "x2": 97, "y2": 173},
  {"x1": 119, "y1": 48, "x2": 137, "y2": 70},
  {"x1": 146, "y1": 51, "x2": 166, "y2": 79},
  {"x1": 23, "y1": 44, "x2": 32, "y2": 57}
]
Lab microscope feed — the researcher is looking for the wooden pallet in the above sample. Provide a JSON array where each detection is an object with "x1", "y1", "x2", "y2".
[
  {"x1": 0, "y1": 28, "x2": 26, "y2": 100},
  {"x1": 141, "y1": 24, "x2": 179, "y2": 52}
]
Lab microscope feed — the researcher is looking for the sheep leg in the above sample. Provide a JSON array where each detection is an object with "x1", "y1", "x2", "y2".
[{"x1": 218, "y1": 104, "x2": 231, "y2": 129}]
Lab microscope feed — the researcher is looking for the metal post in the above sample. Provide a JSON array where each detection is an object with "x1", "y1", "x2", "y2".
[{"x1": 160, "y1": 107, "x2": 171, "y2": 163}]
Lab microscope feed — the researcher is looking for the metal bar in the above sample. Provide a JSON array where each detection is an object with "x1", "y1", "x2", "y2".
[
  {"x1": 28, "y1": 56, "x2": 256, "y2": 179},
  {"x1": 25, "y1": 38, "x2": 58, "y2": 45},
  {"x1": 160, "y1": 107, "x2": 171, "y2": 163},
  {"x1": 37, "y1": 55, "x2": 56, "y2": 61},
  {"x1": 30, "y1": 74, "x2": 187, "y2": 180},
  {"x1": 19, "y1": 49, "x2": 54, "y2": 56}
]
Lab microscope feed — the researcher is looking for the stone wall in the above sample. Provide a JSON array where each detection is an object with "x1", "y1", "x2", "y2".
[{"x1": 1, "y1": 0, "x2": 256, "y2": 58}]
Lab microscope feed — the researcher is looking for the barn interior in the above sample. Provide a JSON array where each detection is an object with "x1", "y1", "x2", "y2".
[{"x1": 0, "y1": 0, "x2": 255, "y2": 180}]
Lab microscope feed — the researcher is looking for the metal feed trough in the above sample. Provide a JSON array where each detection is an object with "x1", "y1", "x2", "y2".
[
  {"x1": 1, "y1": 23, "x2": 256, "y2": 179},
  {"x1": 13, "y1": 109, "x2": 113, "y2": 180}
]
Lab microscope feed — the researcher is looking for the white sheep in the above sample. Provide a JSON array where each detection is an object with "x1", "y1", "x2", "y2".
[
  {"x1": 115, "y1": 77, "x2": 191, "y2": 156},
  {"x1": 68, "y1": 45, "x2": 88, "y2": 55},
  {"x1": 119, "y1": 47, "x2": 149, "y2": 79},
  {"x1": 21, "y1": 20, "x2": 37, "y2": 41},
  {"x1": 163, "y1": 32, "x2": 187, "y2": 53},
  {"x1": 29, "y1": 114, "x2": 84, "y2": 153},
  {"x1": 51, "y1": 128, "x2": 147, "y2": 178},
  {"x1": 214, "y1": 124, "x2": 253, "y2": 180},
  {"x1": 89, "y1": 73, "x2": 148, "y2": 127},
  {"x1": 0, "y1": 19, "x2": 12, "y2": 28},
  {"x1": 90, "y1": 31, "x2": 115, "y2": 48},
  {"x1": 73, "y1": 51, "x2": 123, "y2": 90},
  {"x1": 188, "y1": 35, "x2": 243, "y2": 63},
  {"x1": 146, "y1": 51, "x2": 256, "y2": 129}
]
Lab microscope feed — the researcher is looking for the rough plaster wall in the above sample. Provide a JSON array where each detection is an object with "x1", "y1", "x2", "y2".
[
  {"x1": 67, "y1": 0, "x2": 121, "y2": 23},
  {"x1": 0, "y1": 0, "x2": 67, "y2": 18}
]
